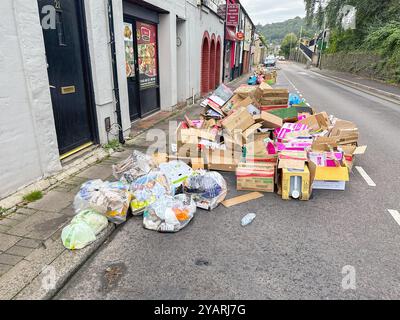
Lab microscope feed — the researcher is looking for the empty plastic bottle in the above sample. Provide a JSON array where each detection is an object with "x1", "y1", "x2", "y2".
[{"x1": 241, "y1": 213, "x2": 256, "y2": 226}]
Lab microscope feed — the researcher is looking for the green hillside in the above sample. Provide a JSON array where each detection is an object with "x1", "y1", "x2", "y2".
[{"x1": 256, "y1": 16, "x2": 318, "y2": 44}]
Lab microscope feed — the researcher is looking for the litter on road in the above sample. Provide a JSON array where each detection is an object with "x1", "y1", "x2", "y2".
[{"x1": 62, "y1": 67, "x2": 368, "y2": 249}]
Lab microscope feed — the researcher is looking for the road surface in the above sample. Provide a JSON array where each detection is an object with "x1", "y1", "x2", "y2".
[{"x1": 56, "y1": 62, "x2": 400, "y2": 300}]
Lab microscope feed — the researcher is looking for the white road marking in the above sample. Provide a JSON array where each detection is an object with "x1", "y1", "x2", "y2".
[
  {"x1": 306, "y1": 103, "x2": 311, "y2": 107},
  {"x1": 355, "y1": 166, "x2": 376, "y2": 187},
  {"x1": 388, "y1": 210, "x2": 400, "y2": 227}
]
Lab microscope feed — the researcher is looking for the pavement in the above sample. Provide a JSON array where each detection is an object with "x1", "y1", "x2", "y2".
[{"x1": 55, "y1": 62, "x2": 400, "y2": 300}]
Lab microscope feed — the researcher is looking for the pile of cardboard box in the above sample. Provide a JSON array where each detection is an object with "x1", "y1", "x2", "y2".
[{"x1": 174, "y1": 79, "x2": 366, "y2": 201}]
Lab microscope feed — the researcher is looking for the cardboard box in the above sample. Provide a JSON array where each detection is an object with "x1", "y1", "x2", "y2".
[
  {"x1": 281, "y1": 164, "x2": 313, "y2": 201},
  {"x1": 205, "y1": 149, "x2": 241, "y2": 172},
  {"x1": 341, "y1": 145, "x2": 367, "y2": 170},
  {"x1": 244, "y1": 138, "x2": 278, "y2": 163},
  {"x1": 253, "y1": 111, "x2": 283, "y2": 129},
  {"x1": 312, "y1": 164, "x2": 350, "y2": 190},
  {"x1": 191, "y1": 157, "x2": 205, "y2": 170},
  {"x1": 298, "y1": 112, "x2": 330, "y2": 131},
  {"x1": 329, "y1": 120, "x2": 359, "y2": 145},
  {"x1": 234, "y1": 85, "x2": 258, "y2": 98},
  {"x1": 222, "y1": 107, "x2": 255, "y2": 135},
  {"x1": 236, "y1": 162, "x2": 276, "y2": 193}
]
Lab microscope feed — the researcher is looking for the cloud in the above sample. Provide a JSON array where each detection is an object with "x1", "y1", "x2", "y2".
[{"x1": 240, "y1": 0, "x2": 306, "y2": 25}]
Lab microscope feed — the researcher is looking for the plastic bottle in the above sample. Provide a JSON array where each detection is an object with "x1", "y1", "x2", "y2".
[{"x1": 241, "y1": 213, "x2": 256, "y2": 226}]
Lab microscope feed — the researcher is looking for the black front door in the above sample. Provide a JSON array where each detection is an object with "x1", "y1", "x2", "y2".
[
  {"x1": 124, "y1": 16, "x2": 160, "y2": 120},
  {"x1": 38, "y1": 0, "x2": 95, "y2": 155}
]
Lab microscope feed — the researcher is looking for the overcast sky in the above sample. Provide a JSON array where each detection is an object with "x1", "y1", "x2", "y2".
[{"x1": 240, "y1": 0, "x2": 306, "y2": 25}]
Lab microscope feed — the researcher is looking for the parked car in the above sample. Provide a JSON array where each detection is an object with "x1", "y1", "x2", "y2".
[
  {"x1": 264, "y1": 56, "x2": 276, "y2": 67},
  {"x1": 278, "y1": 56, "x2": 286, "y2": 61}
]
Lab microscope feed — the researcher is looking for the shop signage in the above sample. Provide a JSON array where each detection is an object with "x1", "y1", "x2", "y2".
[
  {"x1": 226, "y1": 3, "x2": 240, "y2": 27},
  {"x1": 236, "y1": 31, "x2": 245, "y2": 41},
  {"x1": 136, "y1": 22, "x2": 158, "y2": 88}
]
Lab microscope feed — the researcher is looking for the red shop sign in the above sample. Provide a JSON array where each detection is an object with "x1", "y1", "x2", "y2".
[
  {"x1": 236, "y1": 32, "x2": 244, "y2": 41},
  {"x1": 226, "y1": 3, "x2": 240, "y2": 27}
]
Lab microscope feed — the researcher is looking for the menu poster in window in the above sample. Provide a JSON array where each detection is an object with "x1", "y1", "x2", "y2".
[
  {"x1": 136, "y1": 22, "x2": 158, "y2": 88},
  {"x1": 124, "y1": 23, "x2": 135, "y2": 78}
]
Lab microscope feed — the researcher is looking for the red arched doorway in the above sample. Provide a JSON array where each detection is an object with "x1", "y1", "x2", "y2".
[
  {"x1": 209, "y1": 37, "x2": 216, "y2": 91},
  {"x1": 215, "y1": 38, "x2": 222, "y2": 87},
  {"x1": 201, "y1": 33, "x2": 210, "y2": 95}
]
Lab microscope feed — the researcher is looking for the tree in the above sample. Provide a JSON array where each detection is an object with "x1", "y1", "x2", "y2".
[{"x1": 280, "y1": 33, "x2": 298, "y2": 58}]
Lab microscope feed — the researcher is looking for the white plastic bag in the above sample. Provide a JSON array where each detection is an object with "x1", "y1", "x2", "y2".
[{"x1": 143, "y1": 194, "x2": 196, "y2": 233}]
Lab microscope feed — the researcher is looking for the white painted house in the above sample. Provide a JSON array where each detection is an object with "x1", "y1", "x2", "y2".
[{"x1": 0, "y1": 0, "x2": 225, "y2": 200}]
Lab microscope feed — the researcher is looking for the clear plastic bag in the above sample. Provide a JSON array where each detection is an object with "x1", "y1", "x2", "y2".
[
  {"x1": 143, "y1": 194, "x2": 196, "y2": 233},
  {"x1": 112, "y1": 150, "x2": 157, "y2": 183},
  {"x1": 129, "y1": 171, "x2": 173, "y2": 215},
  {"x1": 71, "y1": 209, "x2": 108, "y2": 235},
  {"x1": 183, "y1": 170, "x2": 227, "y2": 210},
  {"x1": 74, "y1": 180, "x2": 131, "y2": 224},
  {"x1": 61, "y1": 222, "x2": 96, "y2": 250}
]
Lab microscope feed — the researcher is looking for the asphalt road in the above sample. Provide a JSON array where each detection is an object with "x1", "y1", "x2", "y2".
[{"x1": 56, "y1": 62, "x2": 400, "y2": 300}]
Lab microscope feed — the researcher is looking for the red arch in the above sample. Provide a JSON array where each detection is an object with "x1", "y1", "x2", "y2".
[
  {"x1": 209, "y1": 37, "x2": 216, "y2": 91},
  {"x1": 215, "y1": 37, "x2": 222, "y2": 87},
  {"x1": 201, "y1": 32, "x2": 210, "y2": 95}
]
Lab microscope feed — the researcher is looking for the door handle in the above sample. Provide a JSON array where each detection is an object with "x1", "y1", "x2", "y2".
[{"x1": 49, "y1": 85, "x2": 56, "y2": 89}]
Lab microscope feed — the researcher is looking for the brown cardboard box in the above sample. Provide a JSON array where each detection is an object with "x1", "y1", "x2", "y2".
[
  {"x1": 260, "y1": 88, "x2": 289, "y2": 98},
  {"x1": 234, "y1": 85, "x2": 257, "y2": 98},
  {"x1": 222, "y1": 107, "x2": 255, "y2": 135},
  {"x1": 253, "y1": 111, "x2": 283, "y2": 128},
  {"x1": 329, "y1": 120, "x2": 359, "y2": 145},
  {"x1": 191, "y1": 157, "x2": 205, "y2": 170},
  {"x1": 236, "y1": 161, "x2": 276, "y2": 193},
  {"x1": 298, "y1": 112, "x2": 330, "y2": 131}
]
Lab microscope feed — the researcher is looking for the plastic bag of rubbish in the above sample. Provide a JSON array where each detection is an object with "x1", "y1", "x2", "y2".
[
  {"x1": 71, "y1": 209, "x2": 108, "y2": 235},
  {"x1": 61, "y1": 222, "x2": 96, "y2": 250},
  {"x1": 112, "y1": 150, "x2": 157, "y2": 183},
  {"x1": 74, "y1": 180, "x2": 131, "y2": 224},
  {"x1": 143, "y1": 194, "x2": 196, "y2": 233},
  {"x1": 183, "y1": 170, "x2": 227, "y2": 210},
  {"x1": 129, "y1": 171, "x2": 173, "y2": 215},
  {"x1": 159, "y1": 160, "x2": 193, "y2": 189},
  {"x1": 289, "y1": 93, "x2": 302, "y2": 106}
]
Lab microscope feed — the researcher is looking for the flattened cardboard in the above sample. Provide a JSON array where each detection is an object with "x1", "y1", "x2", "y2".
[
  {"x1": 221, "y1": 192, "x2": 264, "y2": 208},
  {"x1": 243, "y1": 123, "x2": 263, "y2": 141},
  {"x1": 354, "y1": 145, "x2": 367, "y2": 155}
]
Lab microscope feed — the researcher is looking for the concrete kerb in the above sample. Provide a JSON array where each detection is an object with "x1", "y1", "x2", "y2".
[{"x1": 310, "y1": 69, "x2": 400, "y2": 105}]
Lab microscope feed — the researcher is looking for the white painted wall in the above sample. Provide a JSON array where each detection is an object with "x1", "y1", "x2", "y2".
[
  {"x1": 0, "y1": 0, "x2": 61, "y2": 199},
  {"x1": 84, "y1": 0, "x2": 131, "y2": 142}
]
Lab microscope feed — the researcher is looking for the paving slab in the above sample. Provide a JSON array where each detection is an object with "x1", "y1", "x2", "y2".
[
  {"x1": 6, "y1": 245, "x2": 35, "y2": 257},
  {"x1": 6, "y1": 211, "x2": 70, "y2": 240},
  {"x1": 17, "y1": 238, "x2": 42, "y2": 249},
  {"x1": 76, "y1": 164, "x2": 113, "y2": 181},
  {"x1": 0, "y1": 253, "x2": 24, "y2": 266},
  {"x1": 0, "y1": 233, "x2": 21, "y2": 251},
  {"x1": 0, "y1": 264, "x2": 12, "y2": 276},
  {"x1": 27, "y1": 190, "x2": 74, "y2": 212}
]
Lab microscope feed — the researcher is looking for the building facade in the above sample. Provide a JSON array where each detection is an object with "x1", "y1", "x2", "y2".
[{"x1": 0, "y1": 0, "x2": 225, "y2": 199}]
